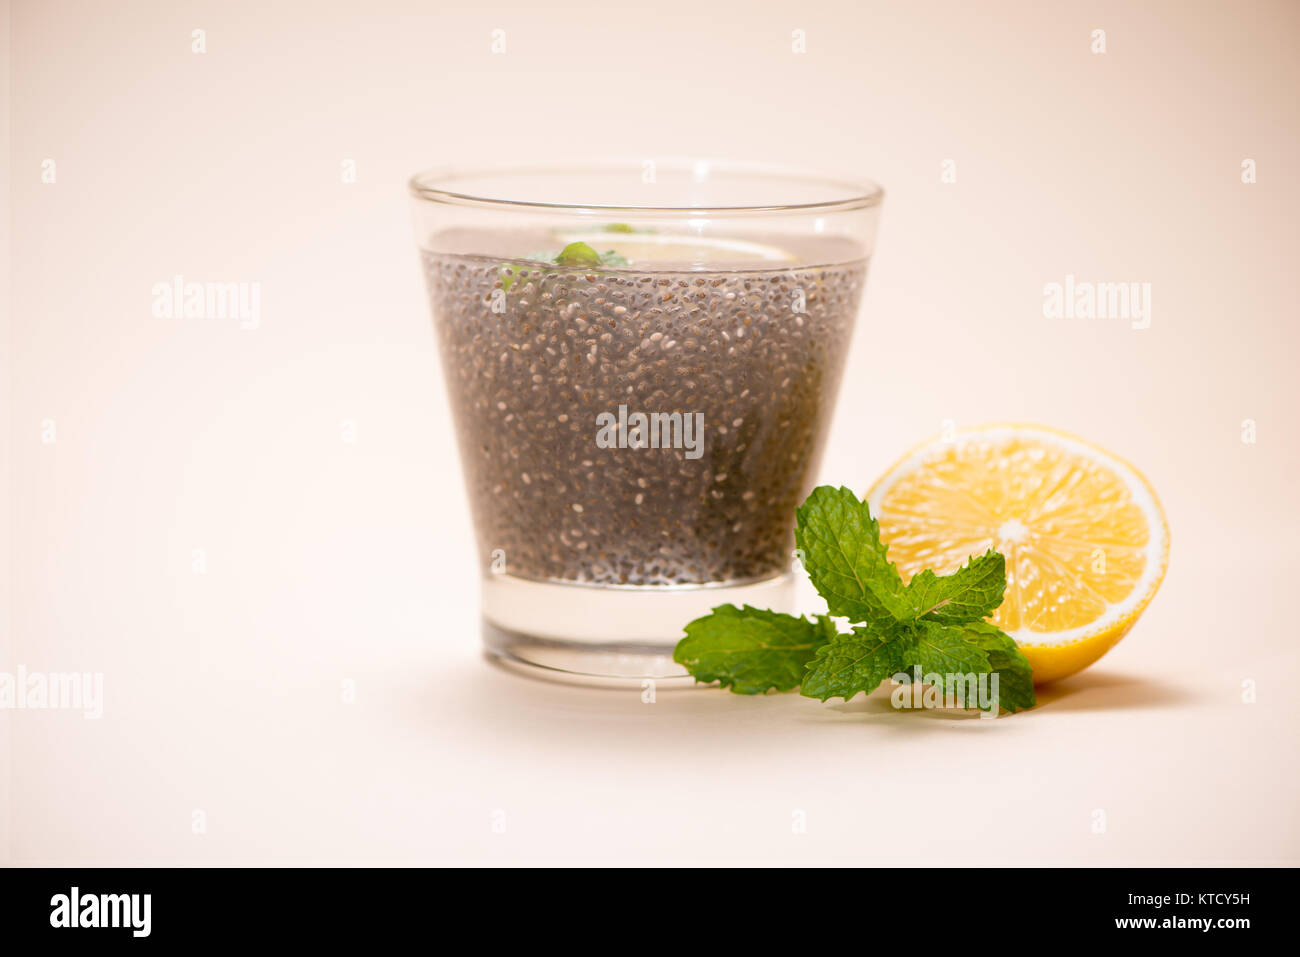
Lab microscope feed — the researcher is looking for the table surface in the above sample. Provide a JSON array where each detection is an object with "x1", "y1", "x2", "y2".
[{"x1": 8, "y1": 560, "x2": 1298, "y2": 865}]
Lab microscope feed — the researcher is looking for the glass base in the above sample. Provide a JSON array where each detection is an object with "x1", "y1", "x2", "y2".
[{"x1": 481, "y1": 572, "x2": 796, "y2": 685}]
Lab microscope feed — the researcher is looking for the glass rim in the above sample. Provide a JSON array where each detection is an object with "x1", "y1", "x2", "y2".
[{"x1": 407, "y1": 159, "x2": 884, "y2": 217}]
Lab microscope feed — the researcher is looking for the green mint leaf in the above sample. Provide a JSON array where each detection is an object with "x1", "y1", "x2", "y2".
[
  {"x1": 674, "y1": 605, "x2": 836, "y2": 694},
  {"x1": 958, "y1": 621, "x2": 1036, "y2": 712},
  {"x1": 803, "y1": 620, "x2": 1036, "y2": 712},
  {"x1": 901, "y1": 549, "x2": 1006, "y2": 623},
  {"x1": 603, "y1": 223, "x2": 638, "y2": 233},
  {"x1": 793, "y1": 486, "x2": 907, "y2": 627},
  {"x1": 912, "y1": 619, "x2": 995, "y2": 677},
  {"x1": 800, "y1": 622, "x2": 914, "y2": 702},
  {"x1": 910, "y1": 619, "x2": 1037, "y2": 713},
  {"x1": 499, "y1": 244, "x2": 628, "y2": 290},
  {"x1": 555, "y1": 241, "x2": 602, "y2": 266}
]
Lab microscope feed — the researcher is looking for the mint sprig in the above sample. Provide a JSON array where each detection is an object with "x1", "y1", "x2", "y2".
[{"x1": 673, "y1": 486, "x2": 1036, "y2": 714}]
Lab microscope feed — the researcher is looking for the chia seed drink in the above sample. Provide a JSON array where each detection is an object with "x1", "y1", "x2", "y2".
[
  {"x1": 424, "y1": 230, "x2": 865, "y2": 587},
  {"x1": 410, "y1": 163, "x2": 883, "y2": 681}
]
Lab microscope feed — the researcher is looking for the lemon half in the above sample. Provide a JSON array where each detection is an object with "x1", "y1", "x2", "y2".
[{"x1": 867, "y1": 424, "x2": 1169, "y2": 684}]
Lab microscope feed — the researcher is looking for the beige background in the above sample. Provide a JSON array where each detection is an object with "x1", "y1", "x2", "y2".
[{"x1": 3, "y1": 0, "x2": 1298, "y2": 864}]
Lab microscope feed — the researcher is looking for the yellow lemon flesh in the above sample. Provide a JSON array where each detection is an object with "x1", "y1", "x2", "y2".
[{"x1": 867, "y1": 425, "x2": 1169, "y2": 684}]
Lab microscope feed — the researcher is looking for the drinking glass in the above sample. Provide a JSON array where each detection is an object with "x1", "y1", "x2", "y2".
[{"x1": 410, "y1": 160, "x2": 883, "y2": 682}]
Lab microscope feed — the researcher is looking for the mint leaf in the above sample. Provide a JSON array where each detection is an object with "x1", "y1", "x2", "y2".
[
  {"x1": 499, "y1": 243, "x2": 629, "y2": 291},
  {"x1": 911, "y1": 618, "x2": 995, "y2": 676},
  {"x1": 910, "y1": 620, "x2": 1037, "y2": 713},
  {"x1": 793, "y1": 486, "x2": 906, "y2": 627},
  {"x1": 555, "y1": 241, "x2": 602, "y2": 266},
  {"x1": 553, "y1": 241, "x2": 629, "y2": 267},
  {"x1": 803, "y1": 619, "x2": 1034, "y2": 713},
  {"x1": 800, "y1": 623, "x2": 913, "y2": 702},
  {"x1": 959, "y1": 621, "x2": 1036, "y2": 712},
  {"x1": 674, "y1": 605, "x2": 836, "y2": 694},
  {"x1": 901, "y1": 550, "x2": 1006, "y2": 623}
]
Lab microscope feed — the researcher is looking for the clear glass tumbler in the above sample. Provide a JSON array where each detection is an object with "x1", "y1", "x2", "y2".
[{"x1": 410, "y1": 161, "x2": 883, "y2": 682}]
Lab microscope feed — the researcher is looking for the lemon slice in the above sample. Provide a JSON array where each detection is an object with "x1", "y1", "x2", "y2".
[
  {"x1": 867, "y1": 424, "x2": 1169, "y2": 684},
  {"x1": 556, "y1": 231, "x2": 795, "y2": 265}
]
